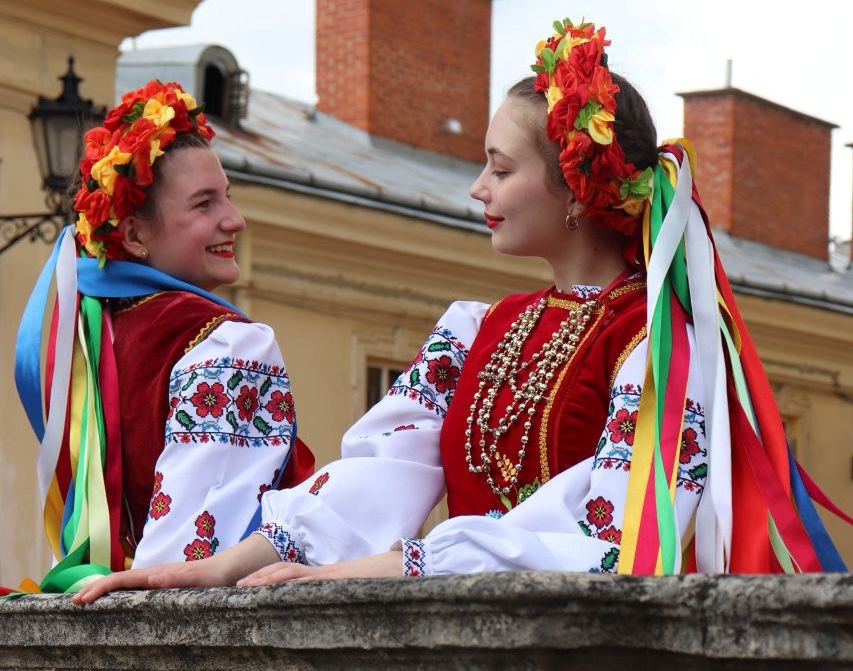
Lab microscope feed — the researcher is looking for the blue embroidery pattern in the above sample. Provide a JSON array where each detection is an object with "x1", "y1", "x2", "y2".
[{"x1": 255, "y1": 522, "x2": 305, "y2": 563}]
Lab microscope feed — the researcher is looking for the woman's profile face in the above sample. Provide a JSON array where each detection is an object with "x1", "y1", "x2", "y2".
[
  {"x1": 468, "y1": 99, "x2": 570, "y2": 260},
  {"x1": 138, "y1": 146, "x2": 245, "y2": 291}
]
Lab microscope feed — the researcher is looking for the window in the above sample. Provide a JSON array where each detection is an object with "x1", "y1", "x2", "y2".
[{"x1": 366, "y1": 362, "x2": 405, "y2": 411}]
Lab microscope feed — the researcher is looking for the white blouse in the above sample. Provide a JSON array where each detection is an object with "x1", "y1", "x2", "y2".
[
  {"x1": 132, "y1": 320, "x2": 296, "y2": 568},
  {"x1": 255, "y1": 298, "x2": 707, "y2": 575}
]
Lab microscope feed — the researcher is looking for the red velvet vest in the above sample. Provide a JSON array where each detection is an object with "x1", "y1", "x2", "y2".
[
  {"x1": 110, "y1": 291, "x2": 247, "y2": 551},
  {"x1": 441, "y1": 277, "x2": 647, "y2": 516}
]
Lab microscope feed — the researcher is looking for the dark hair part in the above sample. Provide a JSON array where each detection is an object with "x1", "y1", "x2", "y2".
[
  {"x1": 506, "y1": 73, "x2": 657, "y2": 188},
  {"x1": 135, "y1": 132, "x2": 212, "y2": 218}
]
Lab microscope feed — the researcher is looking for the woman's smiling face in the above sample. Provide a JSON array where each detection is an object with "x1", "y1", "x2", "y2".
[{"x1": 134, "y1": 146, "x2": 246, "y2": 291}]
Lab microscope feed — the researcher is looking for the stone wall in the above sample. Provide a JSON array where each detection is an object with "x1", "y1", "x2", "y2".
[{"x1": 1, "y1": 572, "x2": 850, "y2": 670}]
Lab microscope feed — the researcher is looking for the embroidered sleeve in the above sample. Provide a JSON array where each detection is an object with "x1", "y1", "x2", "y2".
[
  {"x1": 254, "y1": 522, "x2": 305, "y2": 563},
  {"x1": 132, "y1": 321, "x2": 296, "y2": 569},
  {"x1": 258, "y1": 301, "x2": 489, "y2": 567}
]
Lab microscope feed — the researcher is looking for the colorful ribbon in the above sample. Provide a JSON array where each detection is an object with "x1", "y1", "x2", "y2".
[
  {"x1": 618, "y1": 141, "x2": 849, "y2": 575},
  {"x1": 13, "y1": 225, "x2": 249, "y2": 594}
]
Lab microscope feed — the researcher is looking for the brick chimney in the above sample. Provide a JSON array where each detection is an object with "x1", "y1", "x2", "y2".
[
  {"x1": 315, "y1": 0, "x2": 491, "y2": 163},
  {"x1": 680, "y1": 88, "x2": 836, "y2": 260}
]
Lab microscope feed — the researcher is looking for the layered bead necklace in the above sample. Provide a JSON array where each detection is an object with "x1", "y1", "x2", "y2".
[{"x1": 464, "y1": 295, "x2": 597, "y2": 497}]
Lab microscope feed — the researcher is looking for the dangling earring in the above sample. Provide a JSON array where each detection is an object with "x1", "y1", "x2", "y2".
[{"x1": 565, "y1": 212, "x2": 580, "y2": 230}]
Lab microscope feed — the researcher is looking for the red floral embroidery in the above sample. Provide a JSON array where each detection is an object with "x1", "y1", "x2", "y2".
[
  {"x1": 599, "y1": 526, "x2": 622, "y2": 544},
  {"x1": 679, "y1": 427, "x2": 700, "y2": 464},
  {"x1": 309, "y1": 472, "x2": 330, "y2": 495},
  {"x1": 152, "y1": 471, "x2": 163, "y2": 496},
  {"x1": 195, "y1": 511, "x2": 216, "y2": 539},
  {"x1": 184, "y1": 539, "x2": 213, "y2": 561},
  {"x1": 394, "y1": 424, "x2": 416, "y2": 431},
  {"x1": 586, "y1": 496, "x2": 614, "y2": 529},
  {"x1": 265, "y1": 390, "x2": 295, "y2": 423},
  {"x1": 149, "y1": 492, "x2": 172, "y2": 519},
  {"x1": 167, "y1": 396, "x2": 180, "y2": 420},
  {"x1": 425, "y1": 355, "x2": 460, "y2": 394},
  {"x1": 257, "y1": 468, "x2": 282, "y2": 502},
  {"x1": 285, "y1": 547, "x2": 301, "y2": 562},
  {"x1": 189, "y1": 381, "x2": 228, "y2": 418},
  {"x1": 607, "y1": 408, "x2": 638, "y2": 446},
  {"x1": 236, "y1": 385, "x2": 259, "y2": 421}
]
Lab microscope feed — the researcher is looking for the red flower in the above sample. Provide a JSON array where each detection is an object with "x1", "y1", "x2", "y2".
[
  {"x1": 236, "y1": 385, "x2": 259, "y2": 421},
  {"x1": 111, "y1": 176, "x2": 146, "y2": 220},
  {"x1": 190, "y1": 381, "x2": 229, "y2": 418},
  {"x1": 599, "y1": 526, "x2": 622, "y2": 544},
  {"x1": 607, "y1": 408, "x2": 638, "y2": 446},
  {"x1": 425, "y1": 355, "x2": 460, "y2": 394},
  {"x1": 184, "y1": 539, "x2": 213, "y2": 561},
  {"x1": 195, "y1": 511, "x2": 216, "y2": 539},
  {"x1": 679, "y1": 427, "x2": 701, "y2": 464},
  {"x1": 309, "y1": 472, "x2": 330, "y2": 495},
  {"x1": 265, "y1": 390, "x2": 295, "y2": 423},
  {"x1": 586, "y1": 496, "x2": 614, "y2": 529},
  {"x1": 149, "y1": 492, "x2": 172, "y2": 519}
]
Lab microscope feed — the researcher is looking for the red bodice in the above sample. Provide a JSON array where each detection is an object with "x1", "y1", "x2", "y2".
[
  {"x1": 440, "y1": 277, "x2": 646, "y2": 516},
  {"x1": 111, "y1": 292, "x2": 247, "y2": 549}
]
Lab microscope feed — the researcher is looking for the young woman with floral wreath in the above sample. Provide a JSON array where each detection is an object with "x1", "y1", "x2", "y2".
[
  {"x1": 13, "y1": 80, "x2": 314, "y2": 595},
  {"x1": 73, "y1": 18, "x2": 849, "y2": 603}
]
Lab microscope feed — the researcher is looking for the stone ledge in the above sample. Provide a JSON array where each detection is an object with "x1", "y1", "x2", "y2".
[{"x1": 0, "y1": 572, "x2": 850, "y2": 670}]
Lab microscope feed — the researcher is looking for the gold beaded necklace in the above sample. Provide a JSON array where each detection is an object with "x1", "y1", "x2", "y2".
[{"x1": 464, "y1": 295, "x2": 597, "y2": 497}]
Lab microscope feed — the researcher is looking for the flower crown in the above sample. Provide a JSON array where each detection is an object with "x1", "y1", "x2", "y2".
[
  {"x1": 532, "y1": 19, "x2": 653, "y2": 235},
  {"x1": 73, "y1": 80, "x2": 215, "y2": 263}
]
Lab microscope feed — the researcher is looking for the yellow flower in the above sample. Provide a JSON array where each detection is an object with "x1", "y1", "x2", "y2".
[
  {"x1": 90, "y1": 146, "x2": 132, "y2": 196},
  {"x1": 177, "y1": 90, "x2": 199, "y2": 111},
  {"x1": 148, "y1": 138, "x2": 165, "y2": 166},
  {"x1": 545, "y1": 81, "x2": 563, "y2": 112},
  {"x1": 142, "y1": 98, "x2": 176, "y2": 128},
  {"x1": 587, "y1": 108, "x2": 615, "y2": 145}
]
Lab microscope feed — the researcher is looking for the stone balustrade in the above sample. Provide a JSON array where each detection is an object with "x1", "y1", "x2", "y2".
[{"x1": 1, "y1": 572, "x2": 850, "y2": 670}]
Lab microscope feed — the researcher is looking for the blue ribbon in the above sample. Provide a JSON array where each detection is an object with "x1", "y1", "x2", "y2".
[
  {"x1": 15, "y1": 226, "x2": 71, "y2": 440},
  {"x1": 787, "y1": 448, "x2": 847, "y2": 572}
]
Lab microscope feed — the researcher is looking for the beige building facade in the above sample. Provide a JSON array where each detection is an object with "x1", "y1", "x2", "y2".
[{"x1": 0, "y1": 0, "x2": 850, "y2": 587}]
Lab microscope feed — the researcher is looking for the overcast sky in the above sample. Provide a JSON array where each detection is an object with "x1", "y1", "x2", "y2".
[{"x1": 123, "y1": 0, "x2": 853, "y2": 240}]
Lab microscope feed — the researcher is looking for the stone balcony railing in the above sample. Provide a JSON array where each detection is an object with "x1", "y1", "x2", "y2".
[{"x1": 0, "y1": 572, "x2": 850, "y2": 670}]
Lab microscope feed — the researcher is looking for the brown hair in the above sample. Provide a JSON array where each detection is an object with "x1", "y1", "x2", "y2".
[{"x1": 506, "y1": 74, "x2": 657, "y2": 188}]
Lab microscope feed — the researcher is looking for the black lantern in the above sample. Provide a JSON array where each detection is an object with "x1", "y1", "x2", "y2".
[{"x1": 0, "y1": 56, "x2": 106, "y2": 254}]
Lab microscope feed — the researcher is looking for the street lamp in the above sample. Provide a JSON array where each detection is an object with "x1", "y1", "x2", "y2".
[{"x1": 0, "y1": 56, "x2": 106, "y2": 254}]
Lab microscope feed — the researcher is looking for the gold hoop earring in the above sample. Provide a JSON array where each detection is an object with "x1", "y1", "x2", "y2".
[{"x1": 565, "y1": 212, "x2": 580, "y2": 230}]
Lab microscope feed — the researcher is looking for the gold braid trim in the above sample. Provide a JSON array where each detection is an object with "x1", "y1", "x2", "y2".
[
  {"x1": 538, "y1": 300, "x2": 606, "y2": 484},
  {"x1": 185, "y1": 314, "x2": 241, "y2": 354},
  {"x1": 607, "y1": 280, "x2": 645, "y2": 300},
  {"x1": 609, "y1": 326, "x2": 647, "y2": 390},
  {"x1": 111, "y1": 291, "x2": 165, "y2": 315}
]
